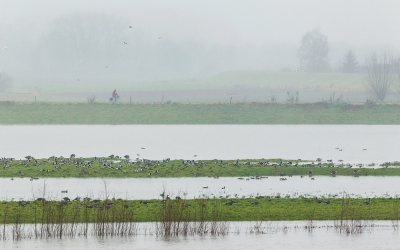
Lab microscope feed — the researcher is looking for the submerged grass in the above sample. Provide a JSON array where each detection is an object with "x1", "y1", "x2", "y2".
[
  {"x1": 1, "y1": 102, "x2": 400, "y2": 124},
  {"x1": 0, "y1": 197, "x2": 399, "y2": 224},
  {"x1": 1, "y1": 157, "x2": 400, "y2": 178}
]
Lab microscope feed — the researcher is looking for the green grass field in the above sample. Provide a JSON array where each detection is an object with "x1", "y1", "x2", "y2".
[
  {"x1": 1, "y1": 197, "x2": 399, "y2": 224},
  {"x1": 1, "y1": 102, "x2": 400, "y2": 124},
  {"x1": 0, "y1": 157, "x2": 399, "y2": 178}
]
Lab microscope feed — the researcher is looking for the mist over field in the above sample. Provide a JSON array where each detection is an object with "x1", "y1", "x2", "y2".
[{"x1": 1, "y1": 0, "x2": 400, "y2": 102}]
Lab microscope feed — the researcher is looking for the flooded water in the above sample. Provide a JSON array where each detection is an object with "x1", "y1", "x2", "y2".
[
  {"x1": 1, "y1": 176, "x2": 399, "y2": 201},
  {"x1": 0, "y1": 125, "x2": 399, "y2": 164},
  {"x1": 1, "y1": 221, "x2": 400, "y2": 249},
  {"x1": 1, "y1": 124, "x2": 400, "y2": 247}
]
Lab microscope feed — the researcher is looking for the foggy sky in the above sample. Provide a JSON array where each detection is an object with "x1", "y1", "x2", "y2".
[{"x1": 1, "y1": 0, "x2": 400, "y2": 84}]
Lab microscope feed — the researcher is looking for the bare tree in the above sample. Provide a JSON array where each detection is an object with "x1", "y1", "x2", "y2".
[
  {"x1": 364, "y1": 52, "x2": 393, "y2": 102},
  {"x1": 0, "y1": 72, "x2": 12, "y2": 92},
  {"x1": 297, "y1": 28, "x2": 330, "y2": 72}
]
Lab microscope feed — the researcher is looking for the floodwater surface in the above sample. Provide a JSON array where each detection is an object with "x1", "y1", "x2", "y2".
[
  {"x1": 0, "y1": 125, "x2": 399, "y2": 164},
  {"x1": 1, "y1": 221, "x2": 400, "y2": 250},
  {"x1": 1, "y1": 176, "x2": 399, "y2": 200},
  {"x1": 1, "y1": 125, "x2": 400, "y2": 247}
]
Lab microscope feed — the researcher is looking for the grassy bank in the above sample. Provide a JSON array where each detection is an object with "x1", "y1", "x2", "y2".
[
  {"x1": 13, "y1": 71, "x2": 366, "y2": 94},
  {"x1": 1, "y1": 102, "x2": 400, "y2": 124},
  {"x1": 1, "y1": 197, "x2": 399, "y2": 224},
  {"x1": 1, "y1": 157, "x2": 399, "y2": 178}
]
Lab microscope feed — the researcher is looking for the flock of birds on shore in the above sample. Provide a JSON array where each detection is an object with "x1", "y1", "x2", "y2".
[
  {"x1": 16, "y1": 192, "x2": 373, "y2": 209},
  {"x1": 0, "y1": 153, "x2": 372, "y2": 182},
  {"x1": 0, "y1": 153, "x2": 381, "y2": 209}
]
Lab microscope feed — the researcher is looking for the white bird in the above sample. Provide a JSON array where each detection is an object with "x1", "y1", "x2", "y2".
[{"x1": 2, "y1": 47, "x2": 7, "y2": 49}]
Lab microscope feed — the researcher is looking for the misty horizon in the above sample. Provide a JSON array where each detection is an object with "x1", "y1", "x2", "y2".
[{"x1": 1, "y1": 0, "x2": 400, "y2": 85}]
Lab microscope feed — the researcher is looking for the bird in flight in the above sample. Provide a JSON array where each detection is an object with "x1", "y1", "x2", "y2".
[
  {"x1": 124, "y1": 42, "x2": 127, "y2": 44},
  {"x1": 129, "y1": 26, "x2": 132, "y2": 28}
]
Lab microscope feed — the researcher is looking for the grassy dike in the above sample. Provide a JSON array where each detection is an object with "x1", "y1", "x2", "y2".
[
  {"x1": 1, "y1": 197, "x2": 400, "y2": 224},
  {"x1": 1, "y1": 102, "x2": 400, "y2": 124},
  {"x1": 1, "y1": 157, "x2": 400, "y2": 178}
]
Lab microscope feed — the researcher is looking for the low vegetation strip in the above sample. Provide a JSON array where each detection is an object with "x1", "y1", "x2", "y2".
[
  {"x1": 1, "y1": 156, "x2": 399, "y2": 178},
  {"x1": 1, "y1": 102, "x2": 400, "y2": 124},
  {"x1": 0, "y1": 197, "x2": 399, "y2": 224}
]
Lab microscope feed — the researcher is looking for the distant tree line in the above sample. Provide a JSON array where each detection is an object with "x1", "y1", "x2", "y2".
[
  {"x1": 297, "y1": 28, "x2": 359, "y2": 73},
  {"x1": 297, "y1": 28, "x2": 400, "y2": 102}
]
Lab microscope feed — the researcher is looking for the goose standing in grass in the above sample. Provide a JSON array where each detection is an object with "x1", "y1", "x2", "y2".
[
  {"x1": 364, "y1": 198, "x2": 371, "y2": 205},
  {"x1": 225, "y1": 200, "x2": 237, "y2": 206}
]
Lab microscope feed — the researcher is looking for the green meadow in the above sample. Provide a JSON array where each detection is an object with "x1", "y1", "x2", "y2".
[
  {"x1": 1, "y1": 157, "x2": 399, "y2": 178},
  {"x1": 0, "y1": 197, "x2": 399, "y2": 223},
  {"x1": 1, "y1": 102, "x2": 400, "y2": 124}
]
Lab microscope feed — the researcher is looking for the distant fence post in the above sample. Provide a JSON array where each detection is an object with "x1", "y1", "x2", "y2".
[
  {"x1": 35, "y1": 96, "x2": 36, "y2": 103},
  {"x1": 130, "y1": 96, "x2": 132, "y2": 104}
]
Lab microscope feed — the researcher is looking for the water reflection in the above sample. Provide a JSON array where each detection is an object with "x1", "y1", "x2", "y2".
[{"x1": 1, "y1": 221, "x2": 400, "y2": 250}]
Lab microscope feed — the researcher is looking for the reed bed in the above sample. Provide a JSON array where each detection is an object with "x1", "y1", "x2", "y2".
[
  {"x1": 0, "y1": 220, "x2": 393, "y2": 241},
  {"x1": 1, "y1": 195, "x2": 400, "y2": 241}
]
